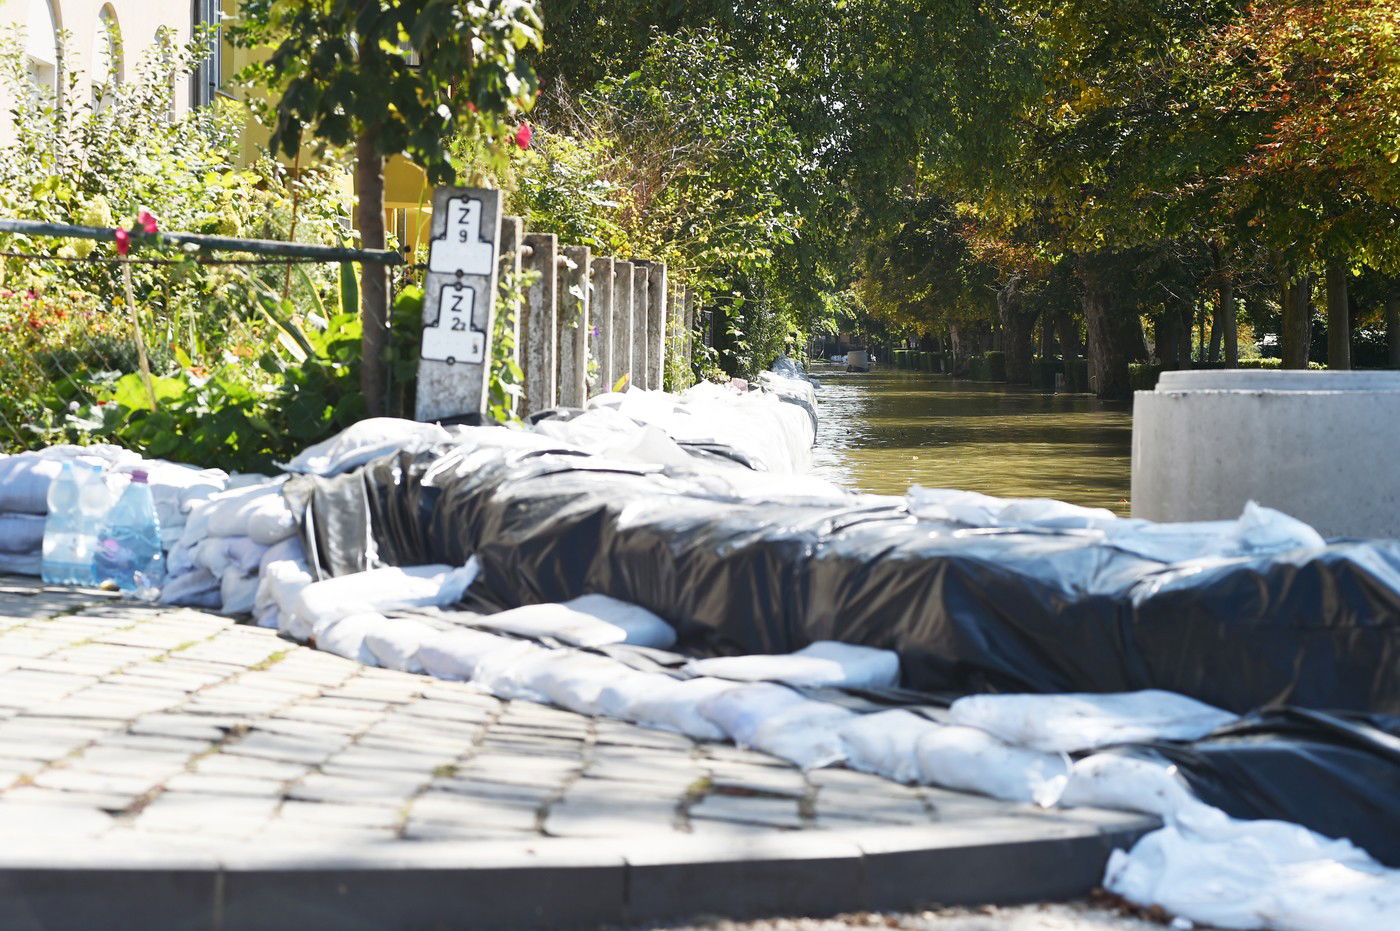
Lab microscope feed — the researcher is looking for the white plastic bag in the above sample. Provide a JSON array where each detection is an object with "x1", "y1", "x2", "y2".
[
  {"x1": 947, "y1": 689, "x2": 1235, "y2": 754},
  {"x1": 837, "y1": 709, "x2": 941, "y2": 784},
  {"x1": 684, "y1": 640, "x2": 899, "y2": 689},
  {"x1": 915, "y1": 724, "x2": 1069, "y2": 804}
]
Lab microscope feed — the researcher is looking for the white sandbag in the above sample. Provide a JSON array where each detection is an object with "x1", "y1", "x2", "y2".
[
  {"x1": 592, "y1": 669, "x2": 675, "y2": 720},
  {"x1": 0, "y1": 513, "x2": 44, "y2": 554},
  {"x1": 221, "y1": 536, "x2": 268, "y2": 575},
  {"x1": 471, "y1": 639, "x2": 552, "y2": 702},
  {"x1": 363, "y1": 617, "x2": 443, "y2": 673},
  {"x1": 747, "y1": 699, "x2": 857, "y2": 769},
  {"x1": 283, "y1": 562, "x2": 477, "y2": 643},
  {"x1": 175, "y1": 497, "x2": 214, "y2": 551},
  {"x1": 837, "y1": 709, "x2": 941, "y2": 784},
  {"x1": 0, "y1": 551, "x2": 40, "y2": 576},
  {"x1": 417, "y1": 628, "x2": 531, "y2": 682},
  {"x1": 907, "y1": 487, "x2": 1116, "y2": 529},
  {"x1": 1056, "y1": 752, "x2": 1207, "y2": 819},
  {"x1": 625, "y1": 676, "x2": 738, "y2": 741},
  {"x1": 915, "y1": 724, "x2": 1069, "y2": 804},
  {"x1": 947, "y1": 689, "x2": 1235, "y2": 754},
  {"x1": 1104, "y1": 805, "x2": 1400, "y2": 931},
  {"x1": 220, "y1": 568, "x2": 260, "y2": 615},
  {"x1": 245, "y1": 494, "x2": 298, "y2": 545},
  {"x1": 314, "y1": 612, "x2": 384, "y2": 666},
  {"x1": 113, "y1": 460, "x2": 226, "y2": 541},
  {"x1": 278, "y1": 417, "x2": 451, "y2": 476},
  {"x1": 520, "y1": 651, "x2": 634, "y2": 716},
  {"x1": 260, "y1": 560, "x2": 316, "y2": 641},
  {"x1": 159, "y1": 567, "x2": 221, "y2": 608},
  {"x1": 252, "y1": 603, "x2": 279, "y2": 629},
  {"x1": 698, "y1": 683, "x2": 806, "y2": 746},
  {"x1": 470, "y1": 594, "x2": 676, "y2": 649},
  {"x1": 0, "y1": 446, "x2": 132, "y2": 514},
  {"x1": 195, "y1": 537, "x2": 235, "y2": 577},
  {"x1": 258, "y1": 536, "x2": 306, "y2": 573},
  {"x1": 683, "y1": 640, "x2": 899, "y2": 689},
  {"x1": 205, "y1": 483, "x2": 284, "y2": 538}
]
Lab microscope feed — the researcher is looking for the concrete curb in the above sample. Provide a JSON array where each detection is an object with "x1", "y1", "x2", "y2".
[{"x1": 0, "y1": 814, "x2": 1158, "y2": 929}]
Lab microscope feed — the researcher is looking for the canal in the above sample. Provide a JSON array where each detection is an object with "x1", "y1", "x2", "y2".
[{"x1": 810, "y1": 365, "x2": 1134, "y2": 513}]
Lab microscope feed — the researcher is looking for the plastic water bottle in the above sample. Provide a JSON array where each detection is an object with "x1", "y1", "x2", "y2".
[
  {"x1": 74, "y1": 464, "x2": 114, "y2": 587},
  {"x1": 41, "y1": 461, "x2": 85, "y2": 585},
  {"x1": 93, "y1": 469, "x2": 165, "y2": 595}
]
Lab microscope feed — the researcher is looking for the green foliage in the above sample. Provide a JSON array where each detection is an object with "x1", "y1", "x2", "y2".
[
  {"x1": 229, "y1": 0, "x2": 543, "y2": 183},
  {"x1": 490, "y1": 267, "x2": 537, "y2": 424}
]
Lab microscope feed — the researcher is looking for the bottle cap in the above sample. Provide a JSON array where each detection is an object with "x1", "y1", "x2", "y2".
[{"x1": 130, "y1": 470, "x2": 149, "y2": 484}]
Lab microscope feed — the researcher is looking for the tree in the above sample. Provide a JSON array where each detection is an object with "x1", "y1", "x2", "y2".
[{"x1": 230, "y1": 0, "x2": 542, "y2": 414}]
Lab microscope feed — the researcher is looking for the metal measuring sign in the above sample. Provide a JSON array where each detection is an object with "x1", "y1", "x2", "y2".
[{"x1": 415, "y1": 186, "x2": 501, "y2": 422}]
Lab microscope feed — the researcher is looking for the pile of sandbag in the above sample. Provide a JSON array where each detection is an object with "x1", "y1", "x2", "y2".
[
  {"x1": 0, "y1": 446, "x2": 225, "y2": 578},
  {"x1": 162, "y1": 478, "x2": 301, "y2": 612}
]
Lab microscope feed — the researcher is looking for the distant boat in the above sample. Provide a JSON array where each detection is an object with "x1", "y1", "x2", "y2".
[{"x1": 846, "y1": 349, "x2": 870, "y2": 372}]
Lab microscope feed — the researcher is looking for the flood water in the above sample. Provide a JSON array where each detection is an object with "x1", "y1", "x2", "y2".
[{"x1": 810, "y1": 365, "x2": 1134, "y2": 513}]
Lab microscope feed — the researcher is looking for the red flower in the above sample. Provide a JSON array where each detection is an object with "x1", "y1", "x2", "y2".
[
  {"x1": 139, "y1": 210, "x2": 158, "y2": 234},
  {"x1": 114, "y1": 228, "x2": 130, "y2": 256},
  {"x1": 514, "y1": 121, "x2": 533, "y2": 150}
]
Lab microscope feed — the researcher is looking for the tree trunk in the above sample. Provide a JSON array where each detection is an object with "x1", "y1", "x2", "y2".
[
  {"x1": 1196, "y1": 301, "x2": 1206, "y2": 363},
  {"x1": 1156, "y1": 305, "x2": 1184, "y2": 368},
  {"x1": 1326, "y1": 259, "x2": 1350, "y2": 370},
  {"x1": 1208, "y1": 304, "x2": 1224, "y2": 363},
  {"x1": 356, "y1": 132, "x2": 388, "y2": 417},
  {"x1": 1077, "y1": 252, "x2": 1140, "y2": 399},
  {"x1": 1039, "y1": 312, "x2": 1057, "y2": 360},
  {"x1": 997, "y1": 275, "x2": 1037, "y2": 384},
  {"x1": 1388, "y1": 290, "x2": 1400, "y2": 369},
  {"x1": 1211, "y1": 242, "x2": 1238, "y2": 365},
  {"x1": 1280, "y1": 270, "x2": 1312, "y2": 369},
  {"x1": 1056, "y1": 310, "x2": 1081, "y2": 359}
]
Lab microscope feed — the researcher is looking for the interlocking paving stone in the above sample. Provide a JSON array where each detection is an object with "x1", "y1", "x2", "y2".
[{"x1": 0, "y1": 575, "x2": 1160, "y2": 927}]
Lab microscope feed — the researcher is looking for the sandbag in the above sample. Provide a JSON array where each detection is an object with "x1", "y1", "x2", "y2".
[
  {"x1": 314, "y1": 611, "x2": 384, "y2": 665},
  {"x1": 364, "y1": 617, "x2": 443, "y2": 673},
  {"x1": 278, "y1": 417, "x2": 451, "y2": 477},
  {"x1": 915, "y1": 724, "x2": 1069, "y2": 804},
  {"x1": 837, "y1": 709, "x2": 941, "y2": 784},
  {"x1": 1105, "y1": 806, "x2": 1400, "y2": 931},
  {"x1": 684, "y1": 640, "x2": 899, "y2": 689},
  {"x1": 947, "y1": 690, "x2": 1235, "y2": 754},
  {"x1": 0, "y1": 513, "x2": 44, "y2": 554},
  {"x1": 469, "y1": 595, "x2": 676, "y2": 649},
  {"x1": 746, "y1": 699, "x2": 856, "y2": 769},
  {"x1": 418, "y1": 628, "x2": 532, "y2": 682},
  {"x1": 519, "y1": 651, "x2": 634, "y2": 717},
  {"x1": 1057, "y1": 752, "x2": 1205, "y2": 819},
  {"x1": 624, "y1": 676, "x2": 737, "y2": 741},
  {"x1": 245, "y1": 494, "x2": 299, "y2": 545},
  {"x1": 205, "y1": 484, "x2": 284, "y2": 538},
  {"x1": 220, "y1": 568, "x2": 259, "y2": 615},
  {"x1": 159, "y1": 567, "x2": 221, "y2": 608},
  {"x1": 698, "y1": 683, "x2": 806, "y2": 746},
  {"x1": 283, "y1": 563, "x2": 477, "y2": 643}
]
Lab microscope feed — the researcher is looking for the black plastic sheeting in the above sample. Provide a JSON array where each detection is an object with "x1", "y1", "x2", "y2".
[
  {"x1": 285, "y1": 441, "x2": 1400, "y2": 717},
  {"x1": 1099, "y1": 707, "x2": 1400, "y2": 867}
]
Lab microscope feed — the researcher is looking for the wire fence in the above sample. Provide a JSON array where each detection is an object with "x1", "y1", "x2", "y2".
[{"x1": 0, "y1": 218, "x2": 403, "y2": 474}]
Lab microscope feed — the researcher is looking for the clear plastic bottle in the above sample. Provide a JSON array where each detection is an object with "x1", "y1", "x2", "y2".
[
  {"x1": 73, "y1": 464, "x2": 114, "y2": 587},
  {"x1": 93, "y1": 469, "x2": 165, "y2": 594},
  {"x1": 41, "y1": 461, "x2": 85, "y2": 585}
]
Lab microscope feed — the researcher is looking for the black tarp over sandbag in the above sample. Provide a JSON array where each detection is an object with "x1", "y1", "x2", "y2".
[
  {"x1": 287, "y1": 443, "x2": 1400, "y2": 715},
  {"x1": 1094, "y1": 708, "x2": 1400, "y2": 867}
]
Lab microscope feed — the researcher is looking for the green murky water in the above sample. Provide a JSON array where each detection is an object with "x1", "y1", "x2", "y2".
[{"x1": 810, "y1": 365, "x2": 1134, "y2": 513}]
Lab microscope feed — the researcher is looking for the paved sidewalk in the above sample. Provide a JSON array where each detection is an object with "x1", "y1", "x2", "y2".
[{"x1": 0, "y1": 577, "x2": 1157, "y2": 929}]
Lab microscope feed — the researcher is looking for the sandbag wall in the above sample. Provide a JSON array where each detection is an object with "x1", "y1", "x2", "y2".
[{"x1": 293, "y1": 435, "x2": 1400, "y2": 716}]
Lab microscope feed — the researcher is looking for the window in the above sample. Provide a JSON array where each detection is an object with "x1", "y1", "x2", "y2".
[
  {"x1": 91, "y1": 5, "x2": 122, "y2": 109},
  {"x1": 191, "y1": 0, "x2": 222, "y2": 108},
  {"x1": 24, "y1": 0, "x2": 61, "y2": 100}
]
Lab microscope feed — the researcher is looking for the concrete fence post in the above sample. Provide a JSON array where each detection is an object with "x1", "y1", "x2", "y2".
[
  {"x1": 521, "y1": 232, "x2": 558, "y2": 413},
  {"x1": 558, "y1": 245, "x2": 591, "y2": 408},
  {"x1": 631, "y1": 262, "x2": 651, "y2": 389},
  {"x1": 682, "y1": 286, "x2": 696, "y2": 379},
  {"x1": 497, "y1": 216, "x2": 524, "y2": 414},
  {"x1": 613, "y1": 261, "x2": 634, "y2": 390},
  {"x1": 415, "y1": 187, "x2": 501, "y2": 422},
  {"x1": 589, "y1": 256, "x2": 615, "y2": 394},
  {"x1": 647, "y1": 262, "x2": 667, "y2": 391}
]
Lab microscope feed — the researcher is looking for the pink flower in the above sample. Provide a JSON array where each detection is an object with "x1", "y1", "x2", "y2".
[
  {"x1": 114, "y1": 228, "x2": 130, "y2": 256},
  {"x1": 514, "y1": 121, "x2": 533, "y2": 150},
  {"x1": 139, "y1": 210, "x2": 158, "y2": 234}
]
